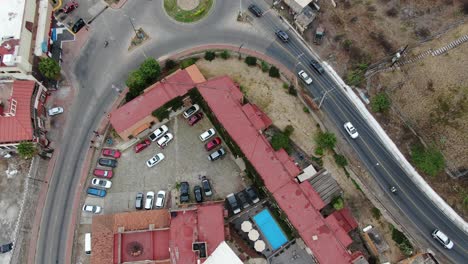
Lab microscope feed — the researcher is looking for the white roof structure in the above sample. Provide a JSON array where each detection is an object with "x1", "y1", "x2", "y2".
[
  {"x1": 284, "y1": 0, "x2": 313, "y2": 13},
  {"x1": 202, "y1": 241, "x2": 242, "y2": 264},
  {"x1": 0, "y1": 0, "x2": 26, "y2": 42}
]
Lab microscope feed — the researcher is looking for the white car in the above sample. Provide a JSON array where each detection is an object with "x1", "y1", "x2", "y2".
[
  {"x1": 48, "y1": 106, "x2": 64, "y2": 116},
  {"x1": 157, "y1": 133, "x2": 174, "y2": 148},
  {"x1": 183, "y1": 104, "x2": 200, "y2": 118},
  {"x1": 155, "y1": 190, "x2": 166, "y2": 208},
  {"x1": 148, "y1": 125, "x2": 168, "y2": 142},
  {"x1": 145, "y1": 191, "x2": 154, "y2": 210},
  {"x1": 146, "y1": 153, "x2": 165, "y2": 168},
  {"x1": 82, "y1": 204, "x2": 102, "y2": 214},
  {"x1": 91, "y1": 178, "x2": 112, "y2": 189},
  {"x1": 199, "y1": 128, "x2": 216, "y2": 142},
  {"x1": 298, "y1": 70, "x2": 312, "y2": 85},
  {"x1": 432, "y1": 229, "x2": 454, "y2": 249},
  {"x1": 344, "y1": 122, "x2": 359, "y2": 139}
]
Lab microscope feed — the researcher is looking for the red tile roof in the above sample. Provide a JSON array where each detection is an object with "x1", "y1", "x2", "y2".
[
  {"x1": 0, "y1": 40, "x2": 20, "y2": 67},
  {"x1": 241, "y1": 104, "x2": 272, "y2": 131},
  {"x1": 0, "y1": 80, "x2": 35, "y2": 144},
  {"x1": 329, "y1": 208, "x2": 359, "y2": 233},
  {"x1": 197, "y1": 204, "x2": 225, "y2": 256}
]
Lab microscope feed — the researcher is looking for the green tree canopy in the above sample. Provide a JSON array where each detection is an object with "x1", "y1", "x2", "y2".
[
  {"x1": 269, "y1": 66, "x2": 280, "y2": 78},
  {"x1": 38, "y1": 57, "x2": 61, "y2": 80},
  {"x1": 244, "y1": 56, "x2": 257, "y2": 66},
  {"x1": 139, "y1": 58, "x2": 161, "y2": 84},
  {"x1": 126, "y1": 70, "x2": 146, "y2": 91},
  {"x1": 17, "y1": 141, "x2": 37, "y2": 159},
  {"x1": 271, "y1": 132, "x2": 290, "y2": 151},
  {"x1": 204, "y1": 51, "x2": 216, "y2": 61},
  {"x1": 315, "y1": 131, "x2": 337, "y2": 150},
  {"x1": 411, "y1": 144, "x2": 445, "y2": 177},
  {"x1": 371, "y1": 93, "x2": 391, "y2": 113}
]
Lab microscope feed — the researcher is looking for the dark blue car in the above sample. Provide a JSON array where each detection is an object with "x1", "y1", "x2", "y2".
[{"x1": 87, "y1": 187, "x2": 106, "y2": 197}]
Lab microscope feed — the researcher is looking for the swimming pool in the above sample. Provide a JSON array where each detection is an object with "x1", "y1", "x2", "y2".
[{"x1": 253, "y1": 209, "x2": 288, "y2": 250}]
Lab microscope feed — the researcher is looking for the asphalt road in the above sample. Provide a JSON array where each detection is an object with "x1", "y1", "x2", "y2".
[{"x1": 35, "y1": 1, "x2": 467, "y2": 263}]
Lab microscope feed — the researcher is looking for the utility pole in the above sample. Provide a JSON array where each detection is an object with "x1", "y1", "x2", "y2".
[
  {"x1": 318, "y1": 89, "x2": 334, "y2": 109},
  {"x1": 238, "y1": 43, "x2": 244, "y2": 59}
]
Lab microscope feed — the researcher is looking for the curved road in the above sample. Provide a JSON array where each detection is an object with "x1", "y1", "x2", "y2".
[{"x1": 35, "y1": 1, "x2": 467, "y2": 263}]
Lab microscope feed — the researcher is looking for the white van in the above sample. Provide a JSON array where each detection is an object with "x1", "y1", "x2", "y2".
[{"x1": 85, "y1": 233, "x2": 91, "y2": 255}]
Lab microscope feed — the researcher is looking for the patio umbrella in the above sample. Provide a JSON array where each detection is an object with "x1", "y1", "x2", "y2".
[
  {"x1": 241, "y1": 221, "x2": 253, "y2": 232},
  {"x1": 254, "y1": 240, "x2": 266, "y2": 252},
  {"x1": 248, "y1": 229, "x2": 260, "y2": 241}
]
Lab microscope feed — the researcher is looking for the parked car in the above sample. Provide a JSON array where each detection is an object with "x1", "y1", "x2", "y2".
[
  {"x1": 82, "y1": 204, "x2": 102, "y2": 214},
  {"x1": 344, "y1": 122, "x2": 359, "y2": 139},
  {"x1": 432, "y1": 229, "x2": 454, "y2": 249},
  {"x1": 310, "y1": 59, "x2": 324, "y2": 74},
  {"x1": 148, "y1": 125, "x2": 168, "y2": 142},
  {"x1": 102, "y1": 148, "x2": 121, "y2": 158},
  {"x1": 208, "y1": 148, "x2": 226, "y2": 161},
  {"x1": 188, "y1": 112, "x2": 204, "y2": 126},
  {"x1": 298, "y1": 70, "x2": 313, "y2": 85},
  {"x1": 183, "y1": 104, "x2": 200, "y2": 118},
  {"x1": 180, "y1": 182, "x2": 190, "y2": 203},
  {"x1": 91, "y1": 178, "x2": 112, "y2": 189},
  {"x1": 61, "y1": 1, "x2": 78, "y2": 14},
  {"x1": 72, "y1": 18, "x2": 86, "y2": 33},
  {"x1": 226, "y1": 193, "x2": 241, "y2": 214},
  {"x1": 237, "y1": 191, "x2": 250, "y2": 209},
  {"x1": 205, "y1": 137, "x2": 222, "y2": 151},
  {"x1": 201, "y1": 176, "x2": 213, "y2": 197},
  {"x1": 93, "y1": 169, "x2": 113, "y2": 179},
  {"x1": 135, "y1": 192, "x2": 144, "y2": 210},
  {"x1": 48, "y1": 107, "x2": 64, "y2": 116},
  {"x1": 275, "y1": 30, "x2": 289, "y2": 42},
  {"x1": 245, "y1": 186, "x2": 260, "y2": 204},
  {"x1": 155, "y1": 190, "x2": 166, "y2": 208},
  {"x1": 87, "y1": 187, "x2": 106, "y2": 197},
  {"x1": 194, "y1": 185, "x2": 203, "y2": 203},
  {"x1": 146, "y1": 153, "x2": 165, "y2": 168},
  {"x1": 134, "y1": 139, "x2": 151, "y2": 153},
  {"x1": 0, "y1": 242, "x2": 13, "y2": 254},
  {"x1": 145, "y1": 191, "x2": 154, "y2": 210},
  {"x1": 248, "y1": 4, "x2": 263, "y2": 17},
  {"x1": 199, "y1": 128, "x2": 215, "y2": 142},
  {"x1": 157, "y1": 133, "x2": 174, "y2": 148},
  {"x1": 98, "y1": 158, "x2": 117, "y2": 168}
]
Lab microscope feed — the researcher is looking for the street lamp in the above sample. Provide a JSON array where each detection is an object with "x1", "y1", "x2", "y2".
[
  {"x1": 238, "y1": 43, "x2": 244, "y2": 59},
  {"x1": 318, "y1": 89, "x2": 335, "y2": 109},
  {"x1": 123, "y1": 13, "x2": 142, "y2": 39}
]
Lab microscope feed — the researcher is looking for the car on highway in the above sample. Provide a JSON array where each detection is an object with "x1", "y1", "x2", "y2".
[
  {"x1": 432, "y1": 229, "x2": 454, "y2": 249},
  {"x1": 200, "y1": 128, "x2": 215, "y2": 142},
  {"x1": 208, "y1": 148, "x2": 226, "y2": 161},
  {"x1": 183, "y1": 104, "x2": 200, "y2": 118},
  {"x1": 72, "y1": 18, "x2": 85, "y2": 33},
  {"x1": 201, "y1": 176, "x2": 213, "y2": 197},
  {"x1": 93, "y1": 169, "x2": 113, "y2": 179},
  {"x1": 155, "y1": 190, "x2": 166, "y2": 208},
  {"x1": 135, "y1": 192, "x2": 144, "y2": 210},
  {"x1": 134, "y1": 139, "x2": 151, "y2": 153},
  {"x1": 98, "y1": 158, "x2": 117, "y2": 168},
  {"x1": 248, "y1": 4, "x2": 263, "y2": 17},
  {"x1": 344, "y1": 122, "x2": 359, "y2": 139},
  {"x1": 102, "y1": 148, "x2": 121, "y2": 158},
  {"x1": 48, "y1": 107, "x2": 64, "y2": 116},
  {"x1": 226, "y1": 193, "x2": 241, "y2": 214},
  {"x1": 157, "y1": 133, "x2": 174, "y2": 148},
  {"x1": 82, "y1": 204, "x2": 102, "y2": 214},
  {"x1": 275, "y1": 30, "x2": 289, "y2": 42},
  {"x1": 298, "y1": 70, "x2": 313, "y2": 85},
  {"x1": 146, "y1": 153, "x2": 165, "y2": 168},
  {"x1": 145, "y1": 191, "x2": 154, "y2": 210},
  {"x1": 188, "y1": 112, "x2": 204, "y2": 126},
  {"x1": 310, "y1": 59, "x2": 324, "y2": 74},
  {"x1": 205, "y1": 137, "x2": 222, "y2": 151},
  {"x1": 245, "y1": 186, "x2": 260, "y2": 204},
  {"x1": 148, "y1": 125, "x2": 168, "y2": 142},
  {"x1": 236, "y1": 191, "x2": 250, "y2": 209},
  {"x1": 194, "y1": 185, "x2": 203, "y2": 203},
  {"x1": 87, "y1": 187, "x2": 106, "y2": 197},
  {"x1": 180, "y1": 182, "x2": 190, "y2": 203},
  {"x1": 91, "y1": 178, "x2": 112, "y2": 189}
]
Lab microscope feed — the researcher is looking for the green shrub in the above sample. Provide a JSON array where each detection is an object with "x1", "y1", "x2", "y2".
[
  {"x1": 164, "y1": 59, "x2": 177, "y2": 70},
  {"x1": 282, "y1": 83, "x2": 289, "y2": 89},
  {"x1": 331, "y1": 196, "x2": 344, "y2": 210},
  {"x1": 351, "y1": 178, "x2": 363, "y2": 192},
  {"x1": 314, "y1": 147, "x2": 324, "y2": 156},
  {"x1": 180, "y1": 58, "x2": 198, "y2": 69},
  {"x1": 371, "y1": 92, "x2": 391, "y2": 113},
  {"x1": 334, "y1": 154, "x2": 348, "y2": 167},
  {"x1": 17, "y1": 141, "x2": 37, "y2": 159},
  {"x1": 271, "y1": 132, "x2": 290, "y2": 151},
  {"x1": 152, "y1": 108, "x2": 169, "y2": 121},
  {"x1": 371, "y1": 207, "x2": 381, "y2": 220},
  {"x1": 220, "y1": 50, "x2": 230, "y2": 59},
  {"x1": 346, "y1": 63, "x2": 369, "y2": 87},
  {"x1": 288, "y1": 85, "x2": 297, "y2": 96},
  {"x1": 342, "y1": 39, "x2": 353, "y2": 51},
  {"x1": 261, "y1": 61, "x2": 270, "y2": 72},
  {"x1": 303, "y1": 106, "x2": 310, "y2": 113},
  {"x1": 410, "y1": 144, "x2": 445, "y2": 177},
  {"x1": 204, "y1": 51, "x2": 216, "y2": 61},
  {"x1": 244, "y1": 56, "x2": 257, "y2": 66},
  {"x1": 269, "y1": 66, "x2": 280, "y2": 78},
  {"x1": 38, "y1": 57, "x2": 61, "y2": 80},
  {"x1": 284, "y1": 125, "x2": 294, "y2": 137},
  {"x1": 391, "y1": 225, "x2": 414, "y2": 256},
  {"x1": 315, "y1": 131, "x2": 337, "y2": 150},
  {"x1": 139, "y1": 57, "x2": 161, "y2": 84}
]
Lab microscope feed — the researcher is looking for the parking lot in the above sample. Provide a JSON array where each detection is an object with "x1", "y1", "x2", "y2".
[{"x1": 80, "y1": 112, "x2": 245, "y2": 222}]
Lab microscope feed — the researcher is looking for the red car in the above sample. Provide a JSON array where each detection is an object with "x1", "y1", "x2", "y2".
[
  {"x1": 61, "y1": 1, "x2": 79, "y2": 14},
  {"x1": 188, "y1": 112, "x2": 204, "y2": 126},
  {"x1": 205, "y1": 137, "x2": 222, "y2": 151},
  {"x1": 102, "y1": 148, "x2": 121, "y2": 158},
  {"x1": 93, "y1": 169, "x2": 113, "y2": 179},
  {"x1": 134, "y1": 139, "x2": 151, "y2": 153}
]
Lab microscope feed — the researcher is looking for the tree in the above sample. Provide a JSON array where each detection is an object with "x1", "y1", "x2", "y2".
[
  {"x1": 220, "y1": 50, "x2": 230, "y2": 59},
  {"x1": 334, "y1": 154, "x2": 348, "y2": 167},
  {"x1": 204, "y1": 51, "x2": 216, "y2": 61},
  {"x1": 315, "y1": 131, "x2": 337, "y2": 150},
  {"x1": 38, "y1": 57, "x2": 61, "y2": 80},
  {"x1": 139, "y1": 58, "x2": 161, "y2": 84},
  {"x1": 244, "y1": 56, "x2": 257, "y2": 66},
  {"x1": 164, "y1": 59, "x2": 177, "y2": 71},
  {"x1": 269, "y1": 66, "x2": 280, "y2": 78},
  {"x1": 17, "y1": 141, "x2": 37, "y2": 159},
  {"x1": 261, "y1": 61, "x2": 269, "y2": 72},
  {"x1": 126, "y1": 70, "x2": 146, "y2": 91},
  {"x1": 284, "y1": 125, "x2": 294, "y2": 137},
  {"x1": 371, "y1": 93, "x2": 391, "y2": 113},
  {"x1": 271, "y1": 132, "x2": 290, "y2": 151},
  {"x1": 410, "y1": 144, "x2": 445, "y2": 177},
  {"x1": 331, "y1": 196, "x2": 344, "y2": 210}
]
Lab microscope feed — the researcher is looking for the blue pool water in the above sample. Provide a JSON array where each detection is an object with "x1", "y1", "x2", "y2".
[{"x1": 253, "y1": 209, "x2": 288, "y2": 250}]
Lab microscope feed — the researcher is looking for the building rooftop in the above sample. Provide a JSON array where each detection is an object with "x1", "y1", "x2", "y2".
[{"x1": 0, "y1": 0, "x2": 25, "y2": 42}]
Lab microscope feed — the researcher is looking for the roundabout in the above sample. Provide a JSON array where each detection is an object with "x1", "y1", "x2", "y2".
[{"x1": 164, "y1": 0, "x2": 213, "y2": 23}]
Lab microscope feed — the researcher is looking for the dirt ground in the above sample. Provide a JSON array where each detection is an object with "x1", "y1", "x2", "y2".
[{"x1": 196, "y1": 58, "x2": 405, "y2": 262}]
